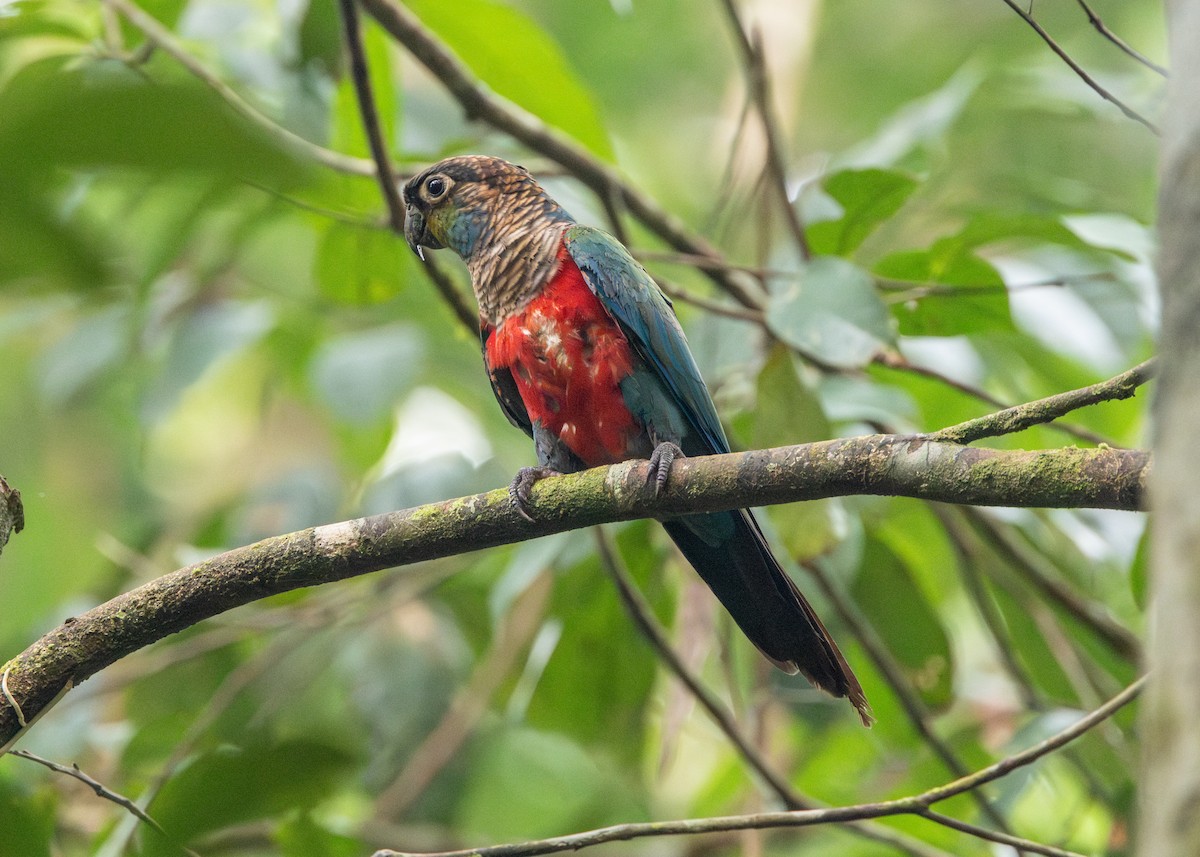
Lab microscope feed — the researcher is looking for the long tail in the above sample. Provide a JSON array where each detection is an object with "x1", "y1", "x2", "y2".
[{"x1": 663, "y1": 510, "x2": 871, "y2": 725}]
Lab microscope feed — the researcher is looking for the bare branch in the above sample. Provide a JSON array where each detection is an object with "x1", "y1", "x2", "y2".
[
  {"x1": 10, "y1": 750, "x2": 199, "y2": 856},
  {"x1": 337, "y1": 0, "x2": 406, "y2": 231},
  {"x1": 103, "y1": 0, "x2": 376, "y2": 176},
  {"x1": 370, "y1": 678, "x2": 1143, "y2": 857},
  {"x1": 999, "y1": 0, "x2": 1159, "y2": 133},
  {"x1": 1073, "y1": 0, "x2": 1167, "y2": 76},
  {"x1": 931, "y1": 358, "x2": 1157, "y2": 445},
  {"x1": 717, "y1": 0, "x2": 812, "y2": 259}
]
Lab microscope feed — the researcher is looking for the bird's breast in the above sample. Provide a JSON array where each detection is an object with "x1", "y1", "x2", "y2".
[{"x1": 487, "y1": 247, "x2": 644, "y2": 464}]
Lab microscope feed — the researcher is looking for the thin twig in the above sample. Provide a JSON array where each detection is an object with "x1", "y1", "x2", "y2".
[
  {"x1": 1073, "y1": 0, "x2": 1167, "y2": 76},
  {"x1": 372, "y1": 678, "x2": 1144, "y2": 857},
  {"x1": 916, "y1": 809, "x2": 1081, "y2": 857},
  {"x1": 656, "y1": 279, "x2": 765, "y2": 323},
  {"x1": 594, "y1": 531, "x2": 804, "y2": 806},
  {"x1": 875, "y1": 351, "x2": 1117, "y2": 447},
  {"x1": 246, "y1": 181, "x2": 388, "y2": 229},
  {"x1": 11, "y1": 750, "x2": 200, "y2": 856},
  {"x1": 930, "y1": 358, "x2": 1156, "y2": 445},
  {"x1": 999, "y1": 0, "x2": 1159, "y2": 133},
  {"x1": 103, "y1": 0, "x2": 375, "y2": 176},
  {"x1": 337, "y1": 0, "x2": 406, "y2": 230},
  {"x1": 1, "y1": 667, "x2": 26, "y2": 727},
  {"x1": 718, "y1": 0, "x2": 812, "y2": 259}
]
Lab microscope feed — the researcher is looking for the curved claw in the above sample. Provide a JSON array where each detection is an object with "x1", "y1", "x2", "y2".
[
  {"x1": 508, "y1": 466, "x2": 560, "y2": 521},
  {"x1": 646, "y1": 442, "x2": 684, "y2": 497}
]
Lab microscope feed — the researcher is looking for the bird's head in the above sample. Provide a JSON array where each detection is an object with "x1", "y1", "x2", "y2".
[{"x1": 402, "y1": 156, "x2": 570, "y2": 262}]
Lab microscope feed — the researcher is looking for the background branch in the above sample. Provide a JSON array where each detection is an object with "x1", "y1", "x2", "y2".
[
  {"x1": 593, "y1": 531, "x2": 949, "y2": 857},
  {"x1": 370, "y1": 678, "x2": 1143, "y2": 857},
  {"x1": 337, "y1": 0, "x2": 406, "y2": 231},
  {"x1": 999, "y1": 0, "x2": 1158, "y2": 132}
]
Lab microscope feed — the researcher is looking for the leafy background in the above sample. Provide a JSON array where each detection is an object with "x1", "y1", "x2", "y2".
[{"x1": 0, "y1": 0, "x2": 1161, "y2": 855}]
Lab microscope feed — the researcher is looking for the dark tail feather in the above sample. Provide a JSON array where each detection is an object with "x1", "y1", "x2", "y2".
[{"x1": 663, "y1": 510, "x2": 871, "y2": 725}]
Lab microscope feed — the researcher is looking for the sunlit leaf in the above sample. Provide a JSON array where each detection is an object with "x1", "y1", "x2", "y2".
[
  {"x1": 851, "y1": 537, "x2": 954, "y2": 709},
  {"x1": 751, "y1": 347, "x2": 838, "y2": 558},
  {"x1": 143, "y1": 740, "x2": 358, "y2": 856},
  {"x1": 315, "y1": 222, "x2": 409, "y2": 304},
  {"x1": 405, "y1": 0, "x2": 611, "y2": 159},
  {"x1": 766, "y1": 256, "x2": 894, "y2": 368},
  {"x1": 0, "y1": 782, "x2": 51, "y2": 857},
  {"x1": 877, "y1": 247, "x2": 1014, "y2": 335},
  {"x1": 807, "y1": 168, "x2": 919, "y2": 257}
]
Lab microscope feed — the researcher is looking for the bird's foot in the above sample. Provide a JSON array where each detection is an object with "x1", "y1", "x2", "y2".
[
  {"x1": 646, "y1": 442, "x2": 684, "y2": 496},
  {"x1": 508, "y1": 466, "x2": 561, "y2": 522}
]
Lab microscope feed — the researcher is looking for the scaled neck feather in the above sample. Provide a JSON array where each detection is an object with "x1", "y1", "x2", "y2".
[{"x1": 466, "y1": 205, "x2": 573, "y2": 325}]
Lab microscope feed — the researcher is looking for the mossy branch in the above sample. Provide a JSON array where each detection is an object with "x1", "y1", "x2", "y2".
[{"x1": 0, "y1": 435, "x2": 1148, "y2": 750}]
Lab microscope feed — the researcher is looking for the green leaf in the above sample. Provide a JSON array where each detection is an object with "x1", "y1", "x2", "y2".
[
  {"x1": 766, "y1": 256, "x2": 893, "y2": 368},
  {"x1": 851, "y1": 537, "x2": 954, "y2": 709},
  {"x1": 524, "y1": 523, "x2": 660, "y2": 763},
  {"x1": 807, "y1": 168, "x2": 919, "y2": 257},
  {"x1": 315, "y1": 222, "x2": 409, "y2": 304},
  {"x1": 752, "y1": 348, "x2": 837, "y2": 558},
  {"x1": 0, "y1": 187, "x2": 110, "y2": 289},
  {"x1": 277, "y1": 814, "x2": 363, "y2": 857},
  {"x1": 297, "y1": 0, "x2": 344, "y2": 75},
  {"x1": 405, "y1": 0, "x2": 611, "y2": 159},
  {"x1": 308, "y1": 323, "x2": 427, "y2": 425},
  {"x1": 455, "y1": 724, "x2": 642, "y2": 841},
  {"x1": 143, "y1": 740, "x2": 358, "y2": 856},
  {"x1": 877, "y1": 247, "x2": 1014, "y2": 335},
  {"x1": 0, "y1": 65, "x2": 307, "y2": 186},
  {"x1": 0, "y1": 776, "x2": 54, "y2": 857}
]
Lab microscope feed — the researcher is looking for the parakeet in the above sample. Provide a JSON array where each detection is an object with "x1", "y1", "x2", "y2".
[{"x1": 403, "y1": 156, "x2": 868, "y2": 723}]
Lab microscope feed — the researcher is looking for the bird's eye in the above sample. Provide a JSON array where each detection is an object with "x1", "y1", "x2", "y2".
[{"x1": 425, "y1": 176, "x2": 447, "y2": 198}]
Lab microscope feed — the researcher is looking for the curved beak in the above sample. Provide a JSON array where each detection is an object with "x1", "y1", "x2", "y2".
[{"x1": 404, "y1": 205, "x2": 443, "y2": 261}]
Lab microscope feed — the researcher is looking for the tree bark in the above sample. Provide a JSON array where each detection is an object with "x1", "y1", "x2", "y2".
[{"x1": 1139, "y1": 3, "x2": 1200, "y2": 855}]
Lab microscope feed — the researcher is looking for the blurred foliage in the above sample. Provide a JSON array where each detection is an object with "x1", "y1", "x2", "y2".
[{"x1": 0, "y1": 0, "x2": 1161, "y2": 855}]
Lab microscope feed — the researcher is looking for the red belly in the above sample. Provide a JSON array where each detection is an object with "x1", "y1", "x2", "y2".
[{"x1": 486, "y1": 247, "x2": 640, "y2": 465}]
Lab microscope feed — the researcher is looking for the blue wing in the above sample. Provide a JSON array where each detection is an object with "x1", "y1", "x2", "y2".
[{"x1": 563, "y1": 225, "x2": 730, "y2": 457}]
